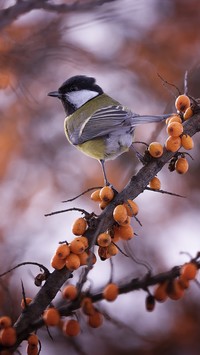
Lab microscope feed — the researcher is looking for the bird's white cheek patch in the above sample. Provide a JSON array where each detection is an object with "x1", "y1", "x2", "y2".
[{"x1": 66, "y1": 90, "x2": 99, "y2": 109}]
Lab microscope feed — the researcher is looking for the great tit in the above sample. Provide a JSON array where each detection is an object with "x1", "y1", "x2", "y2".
[{"x1": 48, "y1": 75, "x2": 170, "y2": 185}]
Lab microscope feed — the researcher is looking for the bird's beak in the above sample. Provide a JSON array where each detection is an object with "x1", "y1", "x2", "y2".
[{"x1": 48, "y1": 91, "x2": 61, "y2": 98}]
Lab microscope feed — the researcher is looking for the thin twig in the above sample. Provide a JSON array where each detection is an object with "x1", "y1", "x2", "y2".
[{"x1": 62, "y1": 186, "x2": 103, "y2": 203}]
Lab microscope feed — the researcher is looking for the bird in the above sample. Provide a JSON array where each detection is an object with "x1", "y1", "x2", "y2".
[{"x1": 48, "y1": 75, "x2": 170, "y2": 185}]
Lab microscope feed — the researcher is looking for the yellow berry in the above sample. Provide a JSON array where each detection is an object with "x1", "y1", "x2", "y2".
[
  {"x1": 43, "y1": 308, "x2": 60, "y2": 326},
  {"x1": 181, "y1": 262, "x2": 198, "y2": 280},
  {"x1": 148, "y1": 142, "x2": 163, "y2": 158},
  {"x1": 91, "y1": 189, "x2": 101, "y2": 202},
  {"x1": 62, "y1": 285, "x2": 78, "y2": 301},
  {"x1": 183, "y1": 106, "x2": 193, "y2": 120},
  {"x1": 65, "y1": 253, "x2": 81, "y2": 270},
  {"x1": 166, "y1": 114, "x2": 182, "y2": 125},
  {"x1": 175, "y1": 157, "x2": 189, "y2": 174},
  {"x1": 181, "y1": 134, "x2": 194, "y2": 150},
  {"x1": 70, "y1": 239, "x2": 85, "y2": 254},
  {"x1": 103, "y1": 283, "x2": 119, "y2": 301},
  {"x1": 98, "y1": 246, "x2": 111, "y2": 260},
  {"x1": 149, "y1": 176, "x2": 161, "y2": 190},
  {"x1": 114, "y1": 225, "x2": 134, "y2": 240},
  {"x1": 51, "y1": 254, "x2": 66, "y2": 270},
  {"x1": 167, "y1": 121, "x2": 183, "y2": 137},
  {"x1": 55, "y1": 244, "x2": 70, "y2": 259},
  {"x1": 175, "y1": 94, "x2": 190, "y2": 112},
  {"x1": 165, "y1": 136, "x2": 181, "y2": 152},
  {"x1": 124, "y1": 199, "x2": 139, "y2": 216},
  {"x1": 99, "y1": 186, "x2": 114, "y2": 202},
  {"x1": 113, "y1": 204, "x2": 128, "y2": 224},
  {"x1": 97, "y1": 233, "x2": 111, "y2": 247},
  {"x1": 63, "y1": 319, "x2": 80, "y2": 336},
  {"x1": 72, "y1": 217, "x2": 87, "y2": 236},
  {"x1": 107, "y1": 243, "x2": 119, "y2": 256}
]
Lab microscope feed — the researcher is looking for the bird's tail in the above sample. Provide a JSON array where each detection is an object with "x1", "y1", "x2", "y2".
[{"x1": 131, "y1": 113, "x2": 172, "y2": 126}]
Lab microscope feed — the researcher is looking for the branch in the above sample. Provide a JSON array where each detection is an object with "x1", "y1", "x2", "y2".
[{"x1": 0, "y1": 0, "x2": 116, "y2": 31}]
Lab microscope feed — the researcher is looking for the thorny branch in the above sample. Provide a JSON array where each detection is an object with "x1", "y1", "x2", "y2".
[{"x1": 0, "y1": 110, "x2": 199, "y2": 352}]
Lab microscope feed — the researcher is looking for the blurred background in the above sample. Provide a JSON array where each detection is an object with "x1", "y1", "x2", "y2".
[{"x1": 1, "y1": 0, "x2": 200, "y2": 354}]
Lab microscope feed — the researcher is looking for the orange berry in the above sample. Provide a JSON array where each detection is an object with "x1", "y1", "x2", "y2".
[
  {"x1": 55, "y1": 244, "x2": 70, "y2": 259},
  {"x1": 149, "y1": 176, "x2": 161, "y2": 190},
  {"x1": 98, "y1": 246, "x2": 111, "y2": 260},
  {"x1": 107, "y1": 243, "x2": 119, "y2": 256},
  {"x1": 114, "y1": 225, "x2": 134, "y2": 240},
  {"x1": 113, "y1": 204, "x2": 128, "y2": 224},
  {"x1": 178, "y1": 276, "x2": 190, "y2": 289},
  {"x1": 75, "y1": 236, "x2": 89, "y2": 249},
  {"x1": 26, "y1": 344, "x2": 38, "y2": 355},
  {"x1": 99, "y1": 186, "x2": 114, "y2": 202},
  {"x1": 181, "y1": 134, "x2": 194, "y2": 150},
  {"x1": 72, "y1": 217, "x2": 87, "y2": 236},
  {"x1": 166, "y1": 114, "x2": 182, "y2": 125},
  {"x1": 21, "y1": 297, "x2": 32, "y2": 309},
  {"x1": 181, "y1": 262, "x2": 198, "y2": 280},
  {"x1": 183, "y1": 106, "x2": 193, "y2": 120},
  {"x1": 90, "y1": 189, "x2": 101, "y2": 202},
  {"x1": 0, "y1": 327, "x2": 16, "y2": 346},
  {"x1": 167, "y1": 121, "x2": 183, "y2": 137},
  {"x1": 154, "y1": 281, "x2": 168, "y2": 302},
  {"x1": 81, "y1": 297, "x2": 95, "y2": 316},
  {"x1": 97, "y1": 233, "x2": 111, "y2": 247},
  {"x1": 63, "y1": 319, "x2": 80, "y2": 336},
  {"x1": 62, "y1": 284, "x2": 78, "y2": 301},
  {"x1": 28, "y1": 334, "x2": 39, "y2": 346},
  {"x1": 43, "y1": 308, "x2": 60, "y2": 326},
  {"x1": 165, "y1": 136, "x2": 181, "y2": 152},
  {"x1": 145, "y1": 294, "x2": 155, "y2": 312},
  {"x1": 167, "y1": 279, "x2": 184, "y2": 300},
  {"x1": 65, "y1": 253, "x2": 81, "y2": 271},
  {"x1": 175, "y1": 94, "x2": 190, "y2": 112},
  {"x1": 119, "y1": 216, "x2": 131, "y2": 226},
  {"x1": 124, "y1": 199, "x2": 139, "y2": 217},
  {"x1": 148, "y1": 142, "x2": 163, "y2": 158},
  {"x1": 103, "y1": 283, "x2": 119, "y2": 301},
  {"x1": 88, "y1": 310, "x2": 103, "y2": 328},
  {"x1": 51, "y1": 254, "x2": 66, "y2": 270},
  {"x1": 99, "y1": 200, "x2": 110, "y2": 210},
  {"x1": 0, "y1": 316, "x2": 12, "y2": 328},
  {"x1": 70, "y1": 239, "x2": 85, "y2": 254},
  {"x1": 175, "y1": 157, "x2": 189, "y2": 174}
]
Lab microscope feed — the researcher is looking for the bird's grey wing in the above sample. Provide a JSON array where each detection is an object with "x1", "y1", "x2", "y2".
[{"x1": 73, "y1": 105, "x2": 134, "y2": 145}]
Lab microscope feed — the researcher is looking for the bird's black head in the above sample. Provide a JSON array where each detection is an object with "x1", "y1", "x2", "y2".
[{"x1": 48, "y1": 75, "x2": 103, "y2": 115}]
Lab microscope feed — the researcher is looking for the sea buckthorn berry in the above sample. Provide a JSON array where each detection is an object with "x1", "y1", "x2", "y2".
[
  {"x1": 99, "y1": 200, "x2": 110, "y2": 210},
  {"x1": 108, "y1": 243, "x2": 119, "y2": 256},
  {"x1": 78, "y1": 251, "x2": 89, "y2": 265},
  {"x1": 181, "y1": 262, "x2": 198, "y2": 280},
  {"x1": 175, "y1": 157, "x2": 189, "y2": 174},
  {"x1": 154, "y1": 281, "x2": 168, "y2": 302},
  {"x1": 74, "y1": 236, "x2": 89, "y2": 249},
  {"x1": 166, "y1": 114, "x2": 182, "y2": 125},
  {"x1": 72, "y1": 217, "x2": 87, "y2": 236},
  {"x1": 51, "y1": 254, "x2": 66, "y2": 270},
  {"x1": 175, "y1": 94, "x2": 190, "y2": 112},
  {"x1": 81, "y1": 297, "x2": 95, "y2": 316},
  {"x1": 70, "y1": 239, "x2": 85, "y2": 255},
  {"x1": 119, "y1": 216, "x2": 131, "y2": 226},
  {"x1": 97, "y1": 233, "x2": 111, "y2": 247},
  {"x1": 98, "y1": 246, "x2": 110, "y2": 260},
  {"x1": 183, "y1": 106, "x2": 193, "y2": 120},
  {"x1": 115, "y1": 225, "x2": 134, "y2": 240},
  {"x1": 166, "y1": 279, "x2": 184, "y2": 300},
  {"x1": 26, "y1": 344, "x2": 38, "y2": 355},
  {"x1": 0, "y1": 316, "x2": 12, "y2": 328},
  {"x1": 63, "y1": 319, "x2": 80, "y2": 337},
  {"x1": 178, "y1": 276, "x2": 190, "y2": 289},
  {"x1": 165, "y1": 136, "x2": 181, "y2": 152},
  {"x1": 62, "y1": 284, "x2": 78, "y2": 301},
  {"x1": 55, "y1": 244, "x2": 70, "y2": 259},
  {"x1": 65, "y1": 253, "x2": 81, "y2": 271},
  {"x1": 103, "y1": 283, "x2": 119, "y2": 302},
  {"x1": 181, "y1": 134, "x2": 194, "y2": 150},
  {"x1": 145, "y1": 295, "x2": 155, "y2": 312},
  {"x1": 113, "y1": 205, "x2": 128, "y2": 224},
  {"x1": 21, "y1": 297, "x2": 32, "y2": 309},
  {"x1": 99, "y1": 186, "x2": 114, "y2": 202},
  {"x1": 43, "y1": 308, "x2": 60, "y2": 326},
  {"x1": 124, "y1": 199, "x2": 139, "y2": 217},
  {"x1": 149, "y1": 176, "x2": 161, "y2": 190},
  {"x1": 28, "y1": 334, "x2": 39, "y2": 346},
  {"x1": 90, "y1": 189, "x2": 101, "y2": 202},
  {"x1": 0, "y1": 327, "x2": 16, "y2": 346},
  {"x1": 148, "y1": 142, "x2": 163, "y2": 158},
  {"x1": 167, "y1": 121, "x2": 183, "y2": 137},
  {"x1": 88, "y1": 310, "x2": 103, "y2": 328}
]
